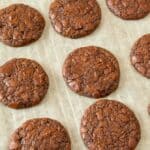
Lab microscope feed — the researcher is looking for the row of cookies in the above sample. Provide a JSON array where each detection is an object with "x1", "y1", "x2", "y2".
[
  {"x1": 0, "y1": 1, "x2": 149, "y2": 47},
  {"x1": 0, "y1": 33, "x2": 149, "y2": 109},
  {"x1": 8, "y1": 99, "x2": 141, "y2": 149}
]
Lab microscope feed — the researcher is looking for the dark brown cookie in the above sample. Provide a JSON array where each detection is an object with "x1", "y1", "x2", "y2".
[
  {"x1": 9, "y1": 118, "x2": 71, "y2": 150},
  {"x1": 0, "y1": 4, "x2": 45, "y2": 47},
  {"x1": 62, "y1": 46, "x2": 120, "y2": 98},
  {"x1": 106, "y1": 0, "x2": 150, "y2": 20},
  {"x1": 0, "y1": 58, "x2": 49, "y2": 109},
  {"x1": 49, "y1": 0, "x2": 101, "y2": 38},
  {"x1": 80, "y1": 99, "x2": 141, "y2": 150},
  {"x1": 130, "y1": 34, "x2": 150, "y2": 78}
]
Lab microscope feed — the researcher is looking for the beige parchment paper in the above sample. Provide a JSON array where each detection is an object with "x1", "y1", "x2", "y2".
[{"x1": 0, "y1": 0, "x2": 149, "y2": 149}]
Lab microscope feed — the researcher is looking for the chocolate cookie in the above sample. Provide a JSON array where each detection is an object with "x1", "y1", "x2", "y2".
[
  {"x1": 80, "y1": 99, "x2": 141, "y2": 150},
  {"x1": 9, "y1": 118, "x2": 71, "y2": 150},
  {"x1": 0, "y1": 4, "x2": 45, "y2": 47},
  {"x1": 49, "y1": 0, "x2": 101, "y2": 38},
  {"x1": 106, "y1": 0, "x2": 150, "y2": 20},
  {"x1": 0, "y1": 58, "x2": 49, "y2": 109},
  {"x1": 130, "y1": 34, "x2": 150, "y2": 78},
  {"x1": 62, "y1": 46, "x2": 120, "y2": 98}
]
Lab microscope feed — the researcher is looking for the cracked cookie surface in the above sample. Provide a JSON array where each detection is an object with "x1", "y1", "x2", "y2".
[
  {"x1": 106, "y1": 0, "x2": 150, "y2": 20},
  {"x1": 62, "y1": 46, "x2": 120, "y2": 98},
  {"x1": 0, "y1": 4, "x2": 45, "y2": 47},
  {"x1": 0, "y1": 58, "x2": 49, "y2": 109},
  {"x1": 9, "y1": 118, "x2": 71, "y2": 150},
  {"x1": 131, "y1": 34, "x2": 150, "y2": 78},
  {"x1": 80, "y1": 100, "x2": 141, "y2": 150},
  {"x1": 49, "y1": 0, "x2": 101, "y2": 38}
]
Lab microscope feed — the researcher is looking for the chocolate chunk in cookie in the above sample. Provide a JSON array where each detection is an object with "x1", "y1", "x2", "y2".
[
  {"x1": 49, "y1": 0, "x2": 101, "y2": 38},
  {"x1": 9, "y1": 118, "x2": 71, "y2": 150},
  {"x1": 0, "y1": 4, "x2": 45, "y2": 47},
  {"x1": 106, "y1": 0, "x2": 150, "y2": 20},
  {"x1": 80, "y1": 99, "x2": 141, "y2": 150},
  {"x1": 0, "y1": 58, "x2": 49, "y2": 109},
  {"x1": 130, "y1": 34, "x2": 150, "y2": 78},
  {"x1": 63, "y1": 46, "x2": 120, "y2": 98}
]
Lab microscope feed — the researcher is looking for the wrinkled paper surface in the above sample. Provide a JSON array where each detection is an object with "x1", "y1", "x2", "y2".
[{"x1": 0, "y1": 0, "x2": 149, "y2": 149}]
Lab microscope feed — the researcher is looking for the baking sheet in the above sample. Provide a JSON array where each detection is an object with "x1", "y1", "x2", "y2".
[{"x1": 0, "y1": 0, "x2": 150, "y2": 149}]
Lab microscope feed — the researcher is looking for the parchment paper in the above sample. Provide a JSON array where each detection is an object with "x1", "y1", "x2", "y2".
[{"x1": 0, "y1": 0, "x2": 149, "y2": 149}]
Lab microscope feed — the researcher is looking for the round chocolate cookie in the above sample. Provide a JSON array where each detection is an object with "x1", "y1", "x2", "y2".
[
  {"x1": 0, "y1": 58, "x2": 49, "y2": 109},
  {"x1": 9, "y1": 118, "x2": 71, "y2": 150},
  {"x1": 0, "y1": 4, "x2": 45, "y2": 47},
  {"x1": 130, "y1": 34, "x2": 150, "y2": 78},
  {"x1": 62, "y1": 46, "x2": 120, "y2": 98},
  {"x1": 80, "y1": 99, "x2": 141, "y2": 150},
  {"x1": 49, "y1": 0, "x2": 101, "y2": 38},
  {"x1": 106, "y1": 0, "x2": 150, "y2": 20}
]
